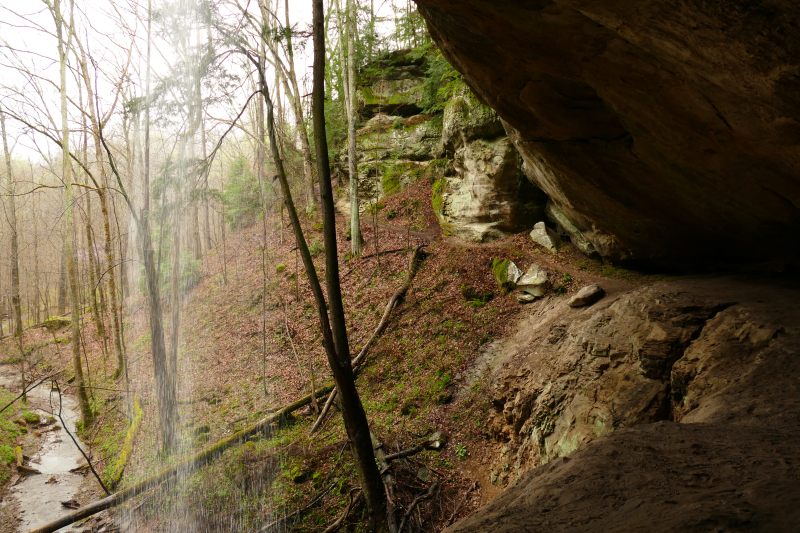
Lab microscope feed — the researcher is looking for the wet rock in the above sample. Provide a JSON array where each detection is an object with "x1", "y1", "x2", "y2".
[
  {"x1": 529, "y1": 222, "x2": 561, "y2": 253},
  {"x1": 491, "y1": 259, "x2": 522, "y2": 295},
  {"x1": 517, "y1": 264, "x2": 549, "y2": 298},
  {"x1": 568, "y1": 285, "x2": 605, "y2": 308}
]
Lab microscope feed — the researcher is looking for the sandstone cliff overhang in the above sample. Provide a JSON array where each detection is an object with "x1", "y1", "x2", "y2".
[{"x1": 415, "y1": 0, "x2": 800, "y2": 261}]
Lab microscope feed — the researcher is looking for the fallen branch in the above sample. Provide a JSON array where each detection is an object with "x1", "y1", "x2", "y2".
[
  {"x1": 53, "y1": 383, "x2": 109, "y2": 496},
  {"x1": 310, "y1": 245, "x2": 425, "y2": 433},
  {"x1": 372, "y1": 435, "x2": 399, "y2": 533},
  {"x1": 25, "y1": 382, "x2": 335, "y2": 533},
  {"x1": 445, "y1": 481, "x2": 477, "y2": 526},
  {"x1": 0, "y1": 372, "x2": 61, "y2": 414},
  {"x1": 321, "y1": 489, "x2": 362, "y2": 533},
  {"x1": 398, "y1": 481, "x2": 438, "y2": 533}
]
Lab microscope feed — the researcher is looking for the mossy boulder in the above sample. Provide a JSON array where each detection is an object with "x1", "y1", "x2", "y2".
[
  {"x1": 42, "y1": 316, "x2": 71, "y2": 332},
  {"x1": 492, "y1": 259, "x2": 523, "y2": 296}
]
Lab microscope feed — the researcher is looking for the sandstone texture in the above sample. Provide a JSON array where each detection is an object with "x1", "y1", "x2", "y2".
[
  {"x1": 448, "y1": 277, "x2": 800, "y2": 532},
  {"x1": 345, "y1": 50, "x2": 547, "y2": 242},
  {"x1": 434, "y1": 85, "x2": 547, "y2": 241},
  {"x1": 416, "y1": 0, "x2": 800, "y2": 260},
  {"x1": 567, "y1": 284, "x2": 604, "y2": 307}
]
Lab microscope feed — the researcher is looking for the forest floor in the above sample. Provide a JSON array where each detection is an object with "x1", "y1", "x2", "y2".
[{"x1": 0, "y1": 177, "x2": 665, "y2": 532}]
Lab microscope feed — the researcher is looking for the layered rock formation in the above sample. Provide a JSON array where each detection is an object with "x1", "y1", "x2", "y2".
[
  {"x1": 338, "y1": 51, "x2": 546, "y2": 242},
  {"x1": 415, "y1": 0, "x2": 800, "y2": 261},
  {"x1": 450, "y1": 278, "x2": 800, "y2": 532}
]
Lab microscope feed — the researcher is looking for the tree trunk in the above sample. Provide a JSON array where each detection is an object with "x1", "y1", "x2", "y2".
[
  {"x1": 54, "y1": 0, "x2": 91, "y2": 425},
  {"x1": 310, "y1": 0, "x2": 386, "y2": 525},
  {"x1": 347, "y1": 0, "x2": 363, "y2": 256},
  {"x1": 0, "y1": 107, "x2": 21, "y2": 339}
]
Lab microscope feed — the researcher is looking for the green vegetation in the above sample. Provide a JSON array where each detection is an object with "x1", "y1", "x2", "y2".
[
  {"x1": 0, "y1": 390, "x2": 21, "y2": 483},
  {"x1": 223, "y1": 156, "x2": 268, "y2": 229}
]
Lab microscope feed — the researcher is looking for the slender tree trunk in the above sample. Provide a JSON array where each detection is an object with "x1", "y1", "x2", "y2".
[
  {"x1": 346, "y1": 0, "x2": 362, "y2": 256},
  {"x1": 0, "y1": 107, "x2": 21, "y2": 339},
  {"x1": 57, "y1": 239, "x2": 67, "y2": 315},
  {"x1": 54, "y1": 0, "x2": 91, "y2": 425},
  {"x1": 260, "y1": 0, "x2": 318, "y2": 209},
  {"x1": 311, "y1": 0, "x2": 386, "y2": 524}
]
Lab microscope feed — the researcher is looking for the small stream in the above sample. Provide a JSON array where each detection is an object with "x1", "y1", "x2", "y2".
[{"x1": 1, "y1": 371, "x2": 88, "y2": 532}]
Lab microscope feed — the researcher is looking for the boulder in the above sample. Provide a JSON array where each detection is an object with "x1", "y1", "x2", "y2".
[
  {"x1": 545, "y1": 201, "x2": 596, "y2": 256},
  {"x1": 417, "y1": 0, "x2": 800, "y2": 262},
  {"x1": 491, "y1": 259, "x2": 522, "y2": 295},
  {"x1": 529, "y1": 222, "x2": 561, "y2": 253},
  {"x1": 516, "y1": 293, "x2": 536, "y2": 304},
  {"x1": 517, "y1": 264, "x2": 549, "y2": 298},
  {"x1": 568, "y1": 285, "x2": 605, "y2": 308}
]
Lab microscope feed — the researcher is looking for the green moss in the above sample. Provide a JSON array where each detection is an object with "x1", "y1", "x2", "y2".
[
  {"x1": 432, "y1": 177, "x2": 447, "y2": 217},
  {"x1": 22, "y1": 411, "x2": 40, "y2": 424},
  {"x1": 491, "y1": 259, "x2": 517, "y2": 296}
]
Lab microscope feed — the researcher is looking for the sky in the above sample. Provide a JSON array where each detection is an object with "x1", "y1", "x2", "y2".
[{"x1": 0, "y1": 0, "x2": 402, "y2": 163}]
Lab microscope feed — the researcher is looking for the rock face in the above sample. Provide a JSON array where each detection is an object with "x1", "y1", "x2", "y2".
[
  {"x1": 345, "y1": 51, "x2": 547, "y2": 243},
  {"x1": 357, "y1": 49, "x2": 427, "y2": 117},
  {"x1": 416, "y1": 0, "x2": 800, "y2": 261},
  {"x1": 434, "y1": 86, "x2": 547, "y2": 242},
  {"x1": 448, "y1": 278, "x2": 800, "y2": 532}
]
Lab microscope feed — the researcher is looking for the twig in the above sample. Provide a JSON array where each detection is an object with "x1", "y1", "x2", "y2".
[
  {"x1": 0, "y1": 372, "x2": 60, "y2": 414},
  {"x1": 383, "y1": 444, "x2": 425, "y2": 462},
  {"x1": 51, "y1": 382, "x2": 110, "y2": 496},
  {"x1": 445, "y1": 481, "x2": 477, "y2": 526},
  {"x1": 321, "y1": 489, "x2": 362, "y2": 533},
  {"x1": 398, "y1": 481, "x2": 439, "y2": 533}
]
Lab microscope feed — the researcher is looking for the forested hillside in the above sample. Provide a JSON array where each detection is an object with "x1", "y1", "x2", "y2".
[{"x1": 2, "y1": 1, "x2": 800, "y2": 532}]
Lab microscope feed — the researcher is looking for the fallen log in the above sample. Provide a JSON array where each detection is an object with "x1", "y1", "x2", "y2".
[
  {"x1": 109, "y1": 396, "x2": 144, "y2": 489},
  {"x1": 25, "y1": 382, "x2": 335, "y2": 533}
]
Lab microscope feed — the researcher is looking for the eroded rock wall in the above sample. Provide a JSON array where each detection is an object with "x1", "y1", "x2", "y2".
[
  {"x1": 415, "y1": 0, "x2": 800, "y2": 260},
  {"x1": 450, "y1": 278, "x2": 800, "y2": 532},
  {"x1": 339, "y1": 50, "x2": 547, "y2": 242}
]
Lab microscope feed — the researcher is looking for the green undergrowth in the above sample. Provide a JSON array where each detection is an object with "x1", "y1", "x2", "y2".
[{"x1": 0, "y1": 389, "x2": 22, "y2": 484}]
